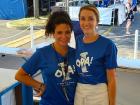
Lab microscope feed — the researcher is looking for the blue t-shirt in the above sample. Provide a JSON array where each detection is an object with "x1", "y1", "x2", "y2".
[
  {"x1": 75, "y1": 35, "x2": 117, "y2": 84},
  {"x1": 22, "y1": 45, "x2": 77, "y2": 105}
]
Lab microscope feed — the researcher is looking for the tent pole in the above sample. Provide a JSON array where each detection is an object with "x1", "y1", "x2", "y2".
[
  {"x1": 65, "y1": 0, "x2": 69, "y2": 13},
  {"x1": 33, "y1": 0, "x2": 39, "y2": 18}
]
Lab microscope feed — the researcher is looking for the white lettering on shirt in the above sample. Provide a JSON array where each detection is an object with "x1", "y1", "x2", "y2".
[
  {"x1": 55, "y1": 63, "x2": 75, "y2": 80},
  {"x1": 76, "y1": 52, "x2": 94, "y2": 73}
]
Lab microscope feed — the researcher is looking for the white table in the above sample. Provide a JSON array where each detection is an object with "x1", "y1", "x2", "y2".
[
  {"x1": 0, "y1": 46, "x2": 20, "y2": 55},
  {"x1": 117, "y1": 57, "x2": 140, "y2": 69},
  {"x1": 0, "y1": 68, "x2": 19, "y2": 105}
]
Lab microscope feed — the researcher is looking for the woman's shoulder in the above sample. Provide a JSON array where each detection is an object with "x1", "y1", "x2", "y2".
[
  {"x1": 99, "y1": 35, "x2": 115, "y2": 45},
  {"x1": 99, "y1": 35, "x2": 117, "y2": 51},
  {"x1": 36, "y1": 44, "x2": 52, "y2": 53},
  {"x1": 75, "y1": 34, "x2": 84, "y2": 41},
  {"x1": 126, "y1": 2, "x2": 131, "y2": 8}
]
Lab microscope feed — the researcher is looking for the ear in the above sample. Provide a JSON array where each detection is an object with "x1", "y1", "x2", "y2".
[{"x1": 52, "y1": 33, "x2": 55, "y2": 38}]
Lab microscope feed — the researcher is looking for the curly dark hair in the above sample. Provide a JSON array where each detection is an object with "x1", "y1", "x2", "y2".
[{"x1": 45, "y1": 11, "x2": 73, "y2": 37}]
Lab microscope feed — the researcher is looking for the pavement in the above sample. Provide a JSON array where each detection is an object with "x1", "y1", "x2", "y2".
[
  {"x1": 98, "y1": 6, "x2": 140, "y2": 59},
  {"x1": 0, "y1": 19, "x2": 45, "y2": 49}
]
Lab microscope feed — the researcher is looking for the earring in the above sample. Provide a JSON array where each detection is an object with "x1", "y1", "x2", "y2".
[{"x1": 96, "y1": 26, "x2": 98, "y2": 29}]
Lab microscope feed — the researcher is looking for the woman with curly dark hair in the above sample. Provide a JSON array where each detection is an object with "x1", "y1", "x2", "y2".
[{"x1": 15, "y1": 11, "x2": 77, "y2": 105}]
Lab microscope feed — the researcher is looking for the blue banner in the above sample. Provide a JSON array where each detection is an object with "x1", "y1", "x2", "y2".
[{"x1": 0, "y1": 0, "x2": 27, "y2": 19}]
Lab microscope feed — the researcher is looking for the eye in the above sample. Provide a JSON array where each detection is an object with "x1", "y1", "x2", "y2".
[
  {"x1": 57, "y1": 31, "x2": 63, "y2": 35},
  {"x1": 65, "y1": 30, "x2": 71, "y2": 35},
  {"x1": 80, "y1": 16, "x2": 86, "y2": 21},
  {"x1": 89, "y1": 16, "x2": 94, "y2": 21}
]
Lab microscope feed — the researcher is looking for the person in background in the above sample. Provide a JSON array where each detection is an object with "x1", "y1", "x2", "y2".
[
  {"x1": 125, "y1": 0, "x2": 134, "y2": 34},
  {"x1": 74, "y1": 5, "x2": 117, "y2": 105},
  {"x1": 15, "y1": 11, "x2": 77, "y2": 105}
]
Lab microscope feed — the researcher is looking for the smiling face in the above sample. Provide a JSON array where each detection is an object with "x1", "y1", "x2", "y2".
[
  {"x1": 79, "y1": 9, "x2": 98, "y2": 36},
  {"x1": 53, "y1": 24, "x2": 71, "y2": 47}
]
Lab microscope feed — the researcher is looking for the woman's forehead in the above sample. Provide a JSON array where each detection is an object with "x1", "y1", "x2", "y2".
[
  {"x1": 55, "y1": 24, "x2": 71, "y2": 30},
  {"x1": 80, "y1": 10, "x2": 96, "y2": 17}
]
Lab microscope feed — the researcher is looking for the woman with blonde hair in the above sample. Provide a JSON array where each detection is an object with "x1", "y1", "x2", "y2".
[{"x1": 74, "y1": 5, "x2": 117, "y2": 105}]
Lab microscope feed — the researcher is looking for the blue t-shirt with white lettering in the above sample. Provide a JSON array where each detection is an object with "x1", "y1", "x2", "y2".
[
  {"x1": 75, "y1": 35, "x2": 117, "y2": 84},
  {"x1": 22, "y1": 45, "x2": 77, "y2": 105}
]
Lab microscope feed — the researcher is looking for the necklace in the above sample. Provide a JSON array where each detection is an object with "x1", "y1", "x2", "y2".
[
  {"x1": 52, "y1": 43, "x2": 68, "y2": 56},
  {"x1": 52, "y1": 43, "x2": 69, "y2": 82},
  {"x1": 52, "y1": 43, "x2": 70, "y2": 102},
  {"x1": 83, "y1": 34, "x2": 99, "y2": 43}
]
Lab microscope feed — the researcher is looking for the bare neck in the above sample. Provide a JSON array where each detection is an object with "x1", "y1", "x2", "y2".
[
  {"x1": 83, "y1": 33, "x2": 99, "y2": 43},
  {"x1": 52, "y1": 43, "x2": 68, "y2": 57}
]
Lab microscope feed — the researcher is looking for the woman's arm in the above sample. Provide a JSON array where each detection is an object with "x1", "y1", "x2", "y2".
[
  {"x1": 107, "y1": 69, "x2": 116, "y2": 105},
  {"x1": 15, "y1": 68, "x2": 46, "y2": 97},
  {"x1": 126, "y1": 3, "x2": 132, "y2": 13}
]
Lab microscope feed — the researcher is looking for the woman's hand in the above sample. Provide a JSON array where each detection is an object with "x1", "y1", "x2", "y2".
[{"x1": 34, "y1": 83, "x2": 46, "y2": 97}]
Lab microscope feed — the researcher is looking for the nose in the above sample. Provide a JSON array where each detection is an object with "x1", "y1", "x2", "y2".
[
  {"x1": 85, "y1": 19, "x2": 90, "y2": 25},
  {"x1": 82, "y1": 19, "x2": 89, "y2": 26},
  {"x1": 61, "y1": 33, "x2": 70, "y2": 40},
  {"x1": 63, "y1": 32, "x2": 71, "y2": 37}
]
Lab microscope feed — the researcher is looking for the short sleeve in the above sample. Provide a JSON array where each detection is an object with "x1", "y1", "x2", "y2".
[
  {"x1": 104, "y1": 42, "x2": 118, "y2": 69},
  {"x1": 72, "y1": 21, "x2": 83, "y2": 40},
  {"x1": 22, "y1": 49, "x2": 41, "y2": 76}
]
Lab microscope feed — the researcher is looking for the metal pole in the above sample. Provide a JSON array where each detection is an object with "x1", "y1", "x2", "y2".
[
  {"x1": 30, "y1": 24, "x2": 35, "y2": 49},
  {"x1": 112, "y1": 0, "x2": 116, "y2": 26},
  {"x1": 134, "y1": 30, "x2": 139, "y2": 59},
  {"x1": 33, "y1": 0, "x2": 39, "y2": 18},
  {"x1": 65, "y1": 0, "x2": 69, "y2": 13}
]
